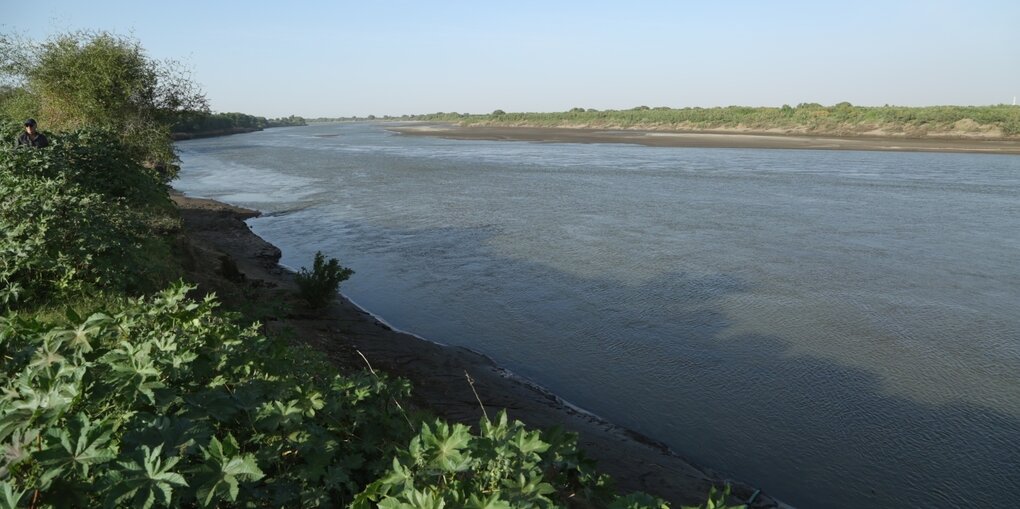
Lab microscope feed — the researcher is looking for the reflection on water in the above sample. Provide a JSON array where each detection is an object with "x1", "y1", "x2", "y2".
[{"x1": 176, "y1": 123, "x2": 1020, "y2": 509}]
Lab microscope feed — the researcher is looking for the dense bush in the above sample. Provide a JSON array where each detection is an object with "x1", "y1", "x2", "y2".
[
  {"x1": 0, "y1": 129, "x2": 178, "y2": 308},
  {"x1": 296, "y1": 251, "x2": 354, "y2": 309}
]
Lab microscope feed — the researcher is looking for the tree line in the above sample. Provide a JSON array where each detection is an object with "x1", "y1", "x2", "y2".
[
  {"x1": 170, "y1": 112, "x2": 307, "y2": 138},
  {"x1": 358, "y1": 104, "x2": 1020, "y2": 138}
]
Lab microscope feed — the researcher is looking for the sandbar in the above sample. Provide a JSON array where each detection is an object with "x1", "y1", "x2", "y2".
[{"x1": 389, "y1": 123, "x2": 1020, "y2": 155}]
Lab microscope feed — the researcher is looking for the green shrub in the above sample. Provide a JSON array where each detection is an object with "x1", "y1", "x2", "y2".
[
  {"x1": 295, "y1": 251, "x2": 354, "y2": 308},
  {"x1": 354, "y1": 411, "x2": 679, "y2": 509}
]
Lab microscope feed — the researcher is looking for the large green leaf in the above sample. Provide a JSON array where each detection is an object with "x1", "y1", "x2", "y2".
[
  {"x1": 254, "y1": 399, "x2": 304, "y2": 431},
  {"x1": 420, "y1": 421, "x2": 473, "y2": 473},
  {"x1": 0, "y1": 369, "x2": 81, "y2": 442},
  {"x1": 36, "y1": 413, "x2": 118, "y2": 485},
  {"x1": 465, "y1": 493, "x2": 512, "y2": 509},
  {"x1": 193, "y1": 434, "x2": 264, "y2": 508},
  {"x1": 0, "y1": 481, "x2": 27, "y2": 509},
  {"x1": 48, "y1": 311, "x2": 112, "y2": 353},
  {"x1": 0, "y1": 428, "x2": 38, "y2": 479},
  {"x1": 103, "y1": 444, "x2": 187, "y2": 509},
  {"x1": 121, "y1": 415, "x2": 209, "y2": 458},
  {"x1": 100, "y1": 341, "x2": 164, "y2": 405}
]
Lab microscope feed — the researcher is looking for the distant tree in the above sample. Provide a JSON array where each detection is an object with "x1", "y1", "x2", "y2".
[
  {"x1": 263, "y1": 114, "x2": 306, "y2": 127},
  {"x1": 491, "y1": 109, "x2": 506, "y2": 116},
  {"x1": 569, "y1": 107, "x2": 585, "y2": 113}
]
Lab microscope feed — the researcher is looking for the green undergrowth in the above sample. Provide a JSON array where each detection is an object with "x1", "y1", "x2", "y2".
[
  {"x1": 0, "y1": 284, "x2": 414, "y2": 507},
  {"x1": 296, "y1": 251, "x2": 355, "y2": 309},
  {"x1": 0, "y1": 127, "x2": 181, "y2": 308}
]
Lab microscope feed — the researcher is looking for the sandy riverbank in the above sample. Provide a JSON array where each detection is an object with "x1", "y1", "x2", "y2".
[
  {"x1": 170, "y1": 191, "x2": 785, "y2": 508},
  {"x1": 389, "y1": 124, "x2": 1020, "y2": 155}
]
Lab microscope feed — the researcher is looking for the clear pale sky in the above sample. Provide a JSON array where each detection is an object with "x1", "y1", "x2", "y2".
[{"x1": 4, "y1": 0, "x2": 1019, "y2": 118}]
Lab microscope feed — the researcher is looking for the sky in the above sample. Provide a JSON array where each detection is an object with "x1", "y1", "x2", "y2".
[{"x1": 4, "y1": 0, "x2": 1019, "y2": 118}]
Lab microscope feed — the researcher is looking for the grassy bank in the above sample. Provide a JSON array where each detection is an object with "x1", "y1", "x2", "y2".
[{"x1": 406, "y1": 104, "x2": 1020, "y2": 138}]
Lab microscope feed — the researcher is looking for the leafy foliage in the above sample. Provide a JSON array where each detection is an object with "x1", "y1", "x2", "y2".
[
  {"x1": 352, "y1": 411, "x2": 706, "y2": 509},
  {"x1": 0, "y1": 129, "x2": 178, "y2": 308},
  {"x1": 295, "y1": 251, "x2": 354, "y2": 309},
  {"x1": 2, "y1": 285, "x2": 693, "y2": 507},
  {"x1": 0, "y1": 284, "x2": 415, "y2": 507}
]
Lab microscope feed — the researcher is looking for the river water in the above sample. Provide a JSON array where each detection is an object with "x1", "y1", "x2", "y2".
[{"x1": 175, "y1": 123, "x2": 1020, "y2": 508}]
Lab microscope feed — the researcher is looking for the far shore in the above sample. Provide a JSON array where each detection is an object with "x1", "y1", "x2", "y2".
[
  {"x1": 388, "y1": 123, "x2": 1020, "y2": 155},
  {"x1": 171, "y1": 126, "x2": 263, "y2": 141}
]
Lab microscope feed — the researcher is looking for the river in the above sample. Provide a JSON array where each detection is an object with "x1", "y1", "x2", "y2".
[{"x1": 175, "y1": 122, "x2": 1020, "y2": 508}]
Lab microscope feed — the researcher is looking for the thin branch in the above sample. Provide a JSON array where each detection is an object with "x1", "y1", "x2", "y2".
[
  {"x1": 464, "y1": 370, "x2": 489, "y2": 422},
  {"x1": 356, "y1": 349, "x2": 414, "y2": 431}
]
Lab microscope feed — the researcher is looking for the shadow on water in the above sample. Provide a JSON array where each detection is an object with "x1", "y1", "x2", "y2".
[
  {"x1": 250, "y1": 216, "x2": 1020, "y2": 509},
  {"x1": 689, "y1": 332, "x2": 1020, "y2": 508}
]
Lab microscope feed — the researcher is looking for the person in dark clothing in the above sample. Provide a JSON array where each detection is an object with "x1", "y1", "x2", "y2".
[{"x1": 17, "y1": 118, "x2": 49, "y2": 148}]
